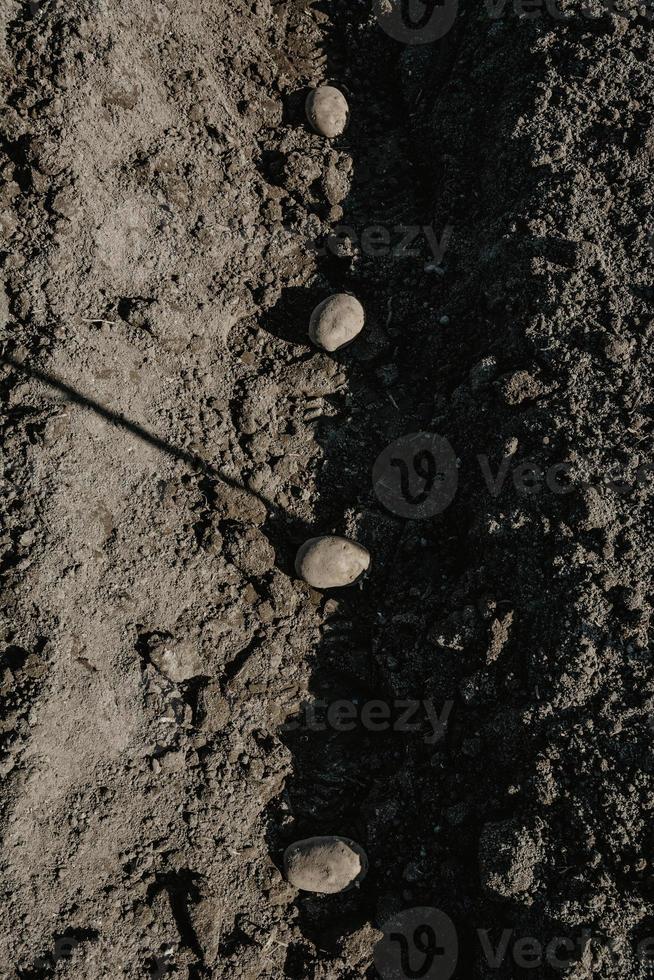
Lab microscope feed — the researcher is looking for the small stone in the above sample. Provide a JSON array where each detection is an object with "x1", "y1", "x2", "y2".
[
  {"x1": 305, "y1": 86, "x2": 349, "y2": 138},
  {"x1": 284, "y1": 836, "x2": 368, "y2": 894},
  {"x1": 295, "y1": 536, "x2": 370, "y2": 589},
  {"x1": 309, "y1": 294, "x2": 364, "y2": 352}
]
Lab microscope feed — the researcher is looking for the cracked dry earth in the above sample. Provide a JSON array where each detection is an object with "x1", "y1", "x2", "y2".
[{"x1": 1, "y1": 0, "x2": 654, "y2": 978}]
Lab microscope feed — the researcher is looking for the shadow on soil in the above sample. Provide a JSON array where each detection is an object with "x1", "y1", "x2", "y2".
[{"x1": 261, "y1": 4, "x2": 471, "y2": 972}]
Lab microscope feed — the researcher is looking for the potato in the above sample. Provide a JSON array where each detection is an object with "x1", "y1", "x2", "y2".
[
  {"x1": 284, "y1": 836, "x2": 368, "y2": 893},
  {"x1": 305, "y1": 86, "x2": 349, "y2": 138},
  {"x1": 309, "y1": 294, "x2": 365, "y2": 352},
  {"x1": 295, "y1": 535, "x2": 370, "y2": 589}
]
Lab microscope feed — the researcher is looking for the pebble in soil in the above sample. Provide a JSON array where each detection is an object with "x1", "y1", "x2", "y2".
[
  {"x1": 305, "y1": 85, "x2": 349, "y2": 138},
  {"x1": 295, "y1": 536, "x2": 370, "y2": 589},
  {"x1": 284, "y1": 836, "x2": 368, "y2": 893},
  {"x1": 308, "y1": 294, "x2": 365, "y2": 352}
]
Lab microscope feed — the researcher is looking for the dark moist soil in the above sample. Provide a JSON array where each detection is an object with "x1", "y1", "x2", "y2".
[{"x1": 1, "y1": 0, "x2": 653, "y2": 978}]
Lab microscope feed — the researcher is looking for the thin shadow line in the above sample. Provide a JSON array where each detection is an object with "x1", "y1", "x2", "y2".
[{"x1": 1, "y1": 353, "x2": 269, "y2": 508}]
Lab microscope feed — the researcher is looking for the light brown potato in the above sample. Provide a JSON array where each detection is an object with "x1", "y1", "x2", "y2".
[
  {"x1": 295, "y1": 535, "x2": 370, "y2": 589},
  {"x1": 284, "y1": 836, "x2": 368, "y2": 893},
  {"x1": 305, "y1": 86, "x2": 349, "y2": 138},
  {"x1": 309, "y1": 294, "x2": 365, "y2": 352}
]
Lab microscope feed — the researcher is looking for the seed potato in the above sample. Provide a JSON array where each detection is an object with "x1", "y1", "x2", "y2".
[
  {"x1": 295, "y1": 535, "x2": 370, "y2": 589},
  {"x1": 306, "y1": 86, "x2": 349, "y2": 138},
  {"x1": 309, "y1": 294, "x2": 365, "y2": 351},
  {"x1": 284, "y1": 836, "x2": 368, "y2": 893}
]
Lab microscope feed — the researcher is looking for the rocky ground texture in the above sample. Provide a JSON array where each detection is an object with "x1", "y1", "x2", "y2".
[{"x1": 1, "y1": 0, "x2": 653, "y2": 977}]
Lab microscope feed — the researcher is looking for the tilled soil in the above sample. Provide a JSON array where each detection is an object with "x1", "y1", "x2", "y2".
[{"x1": 1, "y1": 0, "x2": 653, "y2": 978}]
